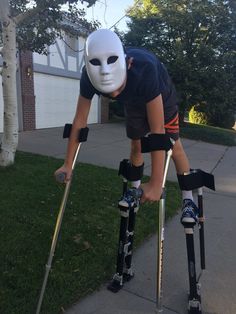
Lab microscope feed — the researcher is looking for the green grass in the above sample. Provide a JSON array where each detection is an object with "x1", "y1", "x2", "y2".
[
  {"x1": 0, "y1": 152, "x2": 181, "y2": 314},
  {"x1": 108, "y1": 118, "x2": 236, "y2": 146},
  {"x1": 180, "y1": 122, "x2": 236, "y2": 146}
]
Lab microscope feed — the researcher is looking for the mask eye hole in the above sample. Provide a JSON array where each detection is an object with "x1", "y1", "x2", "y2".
[
  {"x1": 107, "y1": 56, "x2": 118, "y2": 64},
  {"x1": 89, "y1": 59, "x2": 101, "y2": 66}
]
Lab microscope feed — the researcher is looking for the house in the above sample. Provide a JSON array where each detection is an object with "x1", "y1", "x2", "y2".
[{"x1": 0, "y1": 24, "x2": 109, "y2": 133}]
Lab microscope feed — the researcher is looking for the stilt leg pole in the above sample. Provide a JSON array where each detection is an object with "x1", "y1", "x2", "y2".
[{"x1": 156, "y1": 148, "x2": 172, "y2": 313}]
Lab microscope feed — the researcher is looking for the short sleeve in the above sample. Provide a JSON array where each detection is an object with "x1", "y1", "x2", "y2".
[
  {"x1": 139, "y1": 62, "x2": 163, "y2": 103},
  {"x1": 80, "y1": 67, "x2": 96, "y2": 100}
]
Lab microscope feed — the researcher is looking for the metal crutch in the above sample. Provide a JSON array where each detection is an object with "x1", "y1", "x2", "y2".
[
  {"x1": 36, "y1": 124, "x2": 89, "y2": 314},
  {"x1": 156, "y1": 147, "x2": 173, "y2": 313}
]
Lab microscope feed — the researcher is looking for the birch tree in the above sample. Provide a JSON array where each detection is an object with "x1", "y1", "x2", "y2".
[
  {"x1": 0, "y1": 0, "x2": 18, "y2": 166},
  {"x1": 0, "y1": 0, "x2": 97, "y2": 166}
]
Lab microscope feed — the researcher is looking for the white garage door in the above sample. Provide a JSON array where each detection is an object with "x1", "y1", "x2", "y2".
[{"x1": 34, "y1": 72, "x2": 99, "y2": 129}]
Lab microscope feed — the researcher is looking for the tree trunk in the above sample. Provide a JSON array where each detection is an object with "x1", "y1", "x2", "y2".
[{"x1": 0, "y1": 17, "x2": 18, "y2": 166}]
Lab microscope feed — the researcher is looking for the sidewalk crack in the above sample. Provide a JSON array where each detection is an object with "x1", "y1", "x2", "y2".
[
  {"x1": 123, "y1": 288, "x2": 182, "y2": 314},
  {"x1": 210, "y1": 146, "x2": 229, "y2": 174}
]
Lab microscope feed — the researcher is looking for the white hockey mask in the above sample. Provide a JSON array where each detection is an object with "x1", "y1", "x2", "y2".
[{"x1": 84, "y1": 29, "x2": 126, "y2": 94}]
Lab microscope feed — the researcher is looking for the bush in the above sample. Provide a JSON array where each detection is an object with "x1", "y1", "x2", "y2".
[
  {"x1": 189, "y1": 103, "x2": 235, "y2": 129},
  {"x1": 189, "y1": 104, "x2": 208, "y2": 125},
  {"x1": 207, "y1": 110, "x2": 235, "y2": 129}
]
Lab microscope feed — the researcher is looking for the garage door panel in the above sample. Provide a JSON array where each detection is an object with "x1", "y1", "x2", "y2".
[{"x1": 34, "y1": 72, "x2": 98, "y2": 129}]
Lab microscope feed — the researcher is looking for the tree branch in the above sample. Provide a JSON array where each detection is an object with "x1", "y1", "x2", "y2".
[
  {"x1": 13, "y1": 0, "x2": 98, "y2": 26},
  {"x1": 14, "y1": 5, "x2": 43, "y2": 25},
  {"x1": 0, "y1": 0, "x2": 10, "y2": 21}
]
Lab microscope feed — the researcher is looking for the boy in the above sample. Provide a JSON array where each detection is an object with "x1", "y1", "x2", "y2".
[{"x1": 55, "y1": 28, "x2": 199, "y2": 224}]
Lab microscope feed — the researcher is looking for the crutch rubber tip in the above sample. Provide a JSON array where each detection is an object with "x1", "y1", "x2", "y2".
[{"x1": 55, "y1": 172, "x2": 66, "y2": 183}]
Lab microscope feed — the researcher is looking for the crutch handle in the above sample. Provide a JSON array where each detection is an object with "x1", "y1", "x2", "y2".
[{"x1": 55, "y1": 172, "x2": 66, "y2": 183}]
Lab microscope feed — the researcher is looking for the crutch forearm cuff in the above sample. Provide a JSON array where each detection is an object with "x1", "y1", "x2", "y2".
[
  {"x1": 63, "y1": 123, "x2": 72, "y2": 138},
  {"x1": 63, "y1": 123, "x2": 89, "y2": 142},
  {"x1": 141, "y1": 133, "x2": 173, "y2": 153},
  {"x1": 177, "y1": 169, "x2": 215, "y2": 191},
  {"x1": 79, "y1": 127, "x2": 89, "y2": 142}
]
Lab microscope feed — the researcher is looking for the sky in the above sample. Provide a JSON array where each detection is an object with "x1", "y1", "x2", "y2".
[{"x1": 81, "y1": 0, "x2": 136, "y2": 31}]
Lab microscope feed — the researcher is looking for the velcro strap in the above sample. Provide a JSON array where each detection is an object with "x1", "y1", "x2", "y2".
[
  {"x1": 63, "y1": 123, "x2": 89, "y2": 142},
  {"x1": 141, "y1": 133, "x2": 173, "y2": 153},
  {"x1": 118, "y1": 159, "x2": 144, "y2": 181},
  {"x1": 177, "y1": 169, "x2": 215, "y2": 191}
]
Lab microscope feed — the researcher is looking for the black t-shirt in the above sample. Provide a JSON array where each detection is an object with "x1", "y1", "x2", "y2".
[{"x1": 80, "y1": 47, "x2": 178, "y2": 134}]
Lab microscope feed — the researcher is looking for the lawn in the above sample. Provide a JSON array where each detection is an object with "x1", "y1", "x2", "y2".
[
  {"x1": 0, "y1": 152, "x2": 181, "y2": 314},
  {"x1": 180, "y1": 122, "x2": 236, "y2": 146},
  {"x1": 110, "y1": 118, "x2": 236, "y2": 146}
]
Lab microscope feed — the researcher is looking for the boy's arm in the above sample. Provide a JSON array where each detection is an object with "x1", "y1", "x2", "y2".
[
  {"x1": 141, "y1": 94, "x2": 166, "y2": 202},
  {"x1": 55, "y1": 95, "x2": 91, "y2": 181}
]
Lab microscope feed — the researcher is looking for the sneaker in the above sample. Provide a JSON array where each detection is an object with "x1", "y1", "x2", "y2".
[
  {"x1": 181, "y1": 199, "x2": 199, "y2": 225},
  {"x1": 118, "y1": 188, "x2": 139, "y2": 208},
  {"x1": 118, "y1": 193, "x2": 135, "y2": 208}
]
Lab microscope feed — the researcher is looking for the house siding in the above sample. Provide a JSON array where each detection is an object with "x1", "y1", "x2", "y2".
[{"x1": 0, "y1": 32, "x2": 109, "y2": 133}]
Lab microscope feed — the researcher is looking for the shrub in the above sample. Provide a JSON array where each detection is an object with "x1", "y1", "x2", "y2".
[
  {"x1": 189, "y1": 104, "x2": 208, "y2": 125},
  {"x1": 189, "y1": 103, "x2": 235, "y2": 129},
  {"x1": 208, "y1": 110, "x2": 235, "y2": 129}
]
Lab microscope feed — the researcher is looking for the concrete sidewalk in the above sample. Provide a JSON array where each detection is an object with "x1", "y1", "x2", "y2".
[{"x1": 19, "y1": 123, "x2": 236, "y2": 314}]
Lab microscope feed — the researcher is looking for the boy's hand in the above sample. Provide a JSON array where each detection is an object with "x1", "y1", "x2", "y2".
[
  {"x1": 54, "y1": 165, "x2": 72, "y2": 183},
  {"x1": 140, "y1": 181, "x2": 162, "y2": 203}
]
